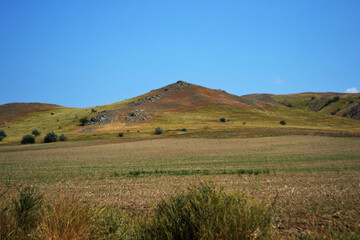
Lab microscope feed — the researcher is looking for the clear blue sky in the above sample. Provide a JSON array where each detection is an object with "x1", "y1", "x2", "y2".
[{"x1": 1, "y1": 0, "x2": 359, "y2": 107}]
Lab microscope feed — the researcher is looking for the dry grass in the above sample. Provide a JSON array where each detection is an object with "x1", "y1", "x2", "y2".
[{"x1": 1, "y1": 135, "x2": 360, "y2": 238}]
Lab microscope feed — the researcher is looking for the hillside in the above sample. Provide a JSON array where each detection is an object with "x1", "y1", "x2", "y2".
[
  {"x1": 242, "y1": 92, "x2": 360, "y2": 120},
  {"x1": 1, "y1": 81, "x2": 360, "y2": 144}
]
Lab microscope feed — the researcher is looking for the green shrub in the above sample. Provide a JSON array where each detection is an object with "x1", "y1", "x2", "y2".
[
  {"x1": 91, "y1": 108, "x2": 97, "y2": 113},
  {"x1": 92, "y1": 207, "x2": 137, "y2": 239},
  {"x1": 44, "y1": 132, "x2": 58, "y2": 143},
  {"x1": 21, "y1": 135, "x2": 35, "y2": 144},
  {"x1": 141, "y1": 181, "x2": 273, "y2": 240},
  {"x1": 79, "y1": 117, "x2": 89, "y2": 126},
  {"x1": 155, "y1": 127, "x2": 163, "y2": 135},
  {"x1": 0, "y1": 130, "x2": 7, "y2": 141},
  {"x1": 14, "y1": 186, "x2": 43, "y2": 231},
  {"x1": 219, "y1": 117, "x2": 227, "y2": 122},
  {"x1": 279, "y1": 120, "x2": 286, "y2": 125},
  {"x1": 32, "y1": 129, "x2": 41, "y2": 136},
  {"x1": 119, "y1": 132, "x2": 124, "y2": 137},
  {"x1": 181, "y1": 128, "x2": 188, "y2": 132},
  {"x1": 243, "y1": 121, "x2": 246, "y2": 125},
  {"x1": 59, "y1": 134, "x2": 68, "y2": 141}
]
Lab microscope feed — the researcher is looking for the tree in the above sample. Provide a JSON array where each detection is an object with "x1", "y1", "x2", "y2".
[
  {"x1": 155, "y1": 127, "x2": 163, "y2": 135},
  {"x1": 21, "y1": 135, "x2": 35, "y2": 144},
  {"x1": 32, "y1": 129, "x2": 41, "y2": 136},
  {"x1": 44, "y1": 132, "x2": 58, "y2": 143}
]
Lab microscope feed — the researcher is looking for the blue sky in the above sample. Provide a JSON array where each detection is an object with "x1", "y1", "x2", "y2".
[{"x1": 1, "y1": 0, "x2": 359, "y2": 107}]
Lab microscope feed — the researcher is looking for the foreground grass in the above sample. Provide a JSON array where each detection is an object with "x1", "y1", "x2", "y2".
[
  {"x1": 1, "y1": 136, "x2": 359, "y2": 238},
  {"x1": 1, "y1": 182, "x2": 273, "y2": 240}
]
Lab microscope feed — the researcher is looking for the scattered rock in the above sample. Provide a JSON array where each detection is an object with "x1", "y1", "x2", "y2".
[
  {"x1": 85, "y1": 110, "x2": 115, "y2": 125},
  {"x1": 126, "y1": 116, "x2": 133, "y2": 122}
]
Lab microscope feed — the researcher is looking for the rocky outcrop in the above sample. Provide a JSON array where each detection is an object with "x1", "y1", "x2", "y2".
[{"x1": 85, "y1": 111, "x2": 115, "y2": 125}]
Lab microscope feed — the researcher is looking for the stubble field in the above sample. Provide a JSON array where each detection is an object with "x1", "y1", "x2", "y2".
[{"x1": 1, "y1": 135, "x2": 360, "y2": 238}]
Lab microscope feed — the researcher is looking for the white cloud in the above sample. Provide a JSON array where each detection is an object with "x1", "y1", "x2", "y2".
[
  {"x1": 273, "y1": 77, "x2": 283, "y2": 85},
  {"x1": 345, "y1": 87, "x2": 359, "y2": 93}
]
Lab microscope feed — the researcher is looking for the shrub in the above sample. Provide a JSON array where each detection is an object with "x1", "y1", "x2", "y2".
[
  {"x1": 286, "y1": 103, "x2": 293, "y2": 107},
  {"x1": 14, "y1": 186, "x2": 43, "y2": 231},
  {"x1": 242, "y1": 121, "x2": 246, "y2": 125},
  {"x1": 32, "y1": 129, "x2": 41, "y2": 136},
  {"x1": 79, "y1": 117, "x2": 89, "y2": 126},
  {"x1": 141, "y1": 181, "x2": 273, "y2": 239},
  {"x1": 44, "y1": 132, "x2": 58, "y2": 143},
  {"x1": 155, "y1": 127, "x2": 163, "y2": 135},
  {"x1": 0, "y1": 130, "x2": 7, "y2": 138},
  {"x1": 219, "y1": 117, "x2": 227, "y2": 122},
  {"x1": 0, "y1": 136, "x2": 4, "y2": 141},
  {"x1": 37, "y1": 197, "x2": 94, "y2": 240},
  {"x1": 21, "y1": 135, "x2": 35, "y2": 144},
  {"x1": 59, "y1": 134, "x2": 67, "y2": 141},
  {"x1": 119, "y1": 132, "x2": 124, "y2": 137},
  {"x1": 91, "y1": 108, "x2": 97, "y2": 113},
  {"x1": 279, "y1": 120, "x2": 286, "y2": 125},
  {"x1": 181, "y1": 128, "x2": 188, "y2": 132}
]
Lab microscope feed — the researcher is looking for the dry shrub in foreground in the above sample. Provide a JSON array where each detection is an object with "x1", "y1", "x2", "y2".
[{"x1": 140, "y1": 181, "x2": 273, "y2": 240}]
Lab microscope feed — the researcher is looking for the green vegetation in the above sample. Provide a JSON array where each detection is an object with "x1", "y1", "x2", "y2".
[
  {"x1": 142, "y1": 181, "x2": 273, "y2": 240},
  {"x1": 79, "y1": 117, "x2": 89, "y2": 126},
  {"x1": 21, "y1": 134, "x2": 35, "y2": 144},
  {"x1": 59, "y1": 133, "x2": 68, "y2": 141},
  {"x1": 220, "y1": 117, "x2": 227, "y2": 122},
  {"x1": 0, "y1": 183, "x2": 272, "y2": 240},
  {"x1": 44, "y1": 132, "x2": 58, "y2": 143},
  {"x1": 125, "y1": 169, "x2": 271, "y2": 177},
  {"x1": 0, "y1": 130, "x2": 6, "y2": 141},
  {"x1": 181, "y1": 128, "x2": 188, "y2": 131},
  {"x1": 31, "y1": 129, "x2": 41, "y2": 136},
  {"x1": 279, "y1": 120, "x2": 286, "y2": 125},
  {"x1": 118, "y1": 132, "x2": 124, "y2": 137},
  {"x1": 154, "y1": 127, "x2": 163, "y2": 135}
]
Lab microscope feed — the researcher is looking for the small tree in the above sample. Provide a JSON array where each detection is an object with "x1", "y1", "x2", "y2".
[
  {"x1": 155, "y1": 127, "x2": 163, "y2": 135},
  {"x1": 79, "y1": 117, "x2": 89, "y2": 126},
  {"x1": 118, "y1": 132, "x2": 124, "y2": 137},
  {"x1": 0, "y1": 130, "x2": 7, "y2": 141},
  {"x1": 0, "y1": 130, "x2": 7, "y2": 138},
  {"x1": 44, "y1": 132, "x2": 58, "y2": 143},
  {"x1": 21, "y1": 135, "x2": 35, "y2": 144},
  {"x1": 220, "y1": 117, "x2": 227, "y2": 122},
  {"x1": 279, "y1": 120, "x2": 286, "y2": 125},
  {"x1": 32, "y1": 129, "x2": 41, "y2": 136},
  {"x1": 59, "y1": 134, "x2": 68, "y2": 141}
]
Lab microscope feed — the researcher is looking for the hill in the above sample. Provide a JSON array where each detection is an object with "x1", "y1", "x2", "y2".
[
  {"x1": 242, "y1": 92, "x2": 360, "y2": 120},
  {"x1": 0, "y1": 81, "x2": 360, "y2": 144}
]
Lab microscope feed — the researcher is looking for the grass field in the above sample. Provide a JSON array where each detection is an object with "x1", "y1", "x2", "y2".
[{"x1": 1, "y1": 135, "x2": 360, "y2": 238}]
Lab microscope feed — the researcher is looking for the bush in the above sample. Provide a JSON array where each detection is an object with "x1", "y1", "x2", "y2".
[
  {"x1": 44, "y1": 132, "x2": 58, "y2": 143},
  {"x1": 155, "y1": 127, "x2": 163, "y2": 135},
  {"x1": 279, "y1": 120, "x2": 286, "y2": 125},
  {"x1": 219, "y1": 117, "x2": 227, "y2": 122},
  {"x1": 119, "y1": 132, "x2": 124, "y2": 137},
  {"x1": 141, "y1": 181, "x2": 273, "y2": 239},
  {"x1": 181, "y1": 128, "x2": 188, "y2": 132},
  {"x1": 0, "y1": 130, "x2": 7, "y2": 141},
  {"x1": 21, "y1": 135, "x2": 35, "y2": 144},
  {"x1": 79, "y1": 117, "x2": 89, "y2": 126},
  {"x1": 91, "y1": 108, "x2": 97, "y2": 113},
  {"x1": 14, "y1": 186, "x2": 43, "y2": 231},
  {"x1": 59, "y1": 134, "x2": 68, "y2": 141},
  {"x1": 243, "y1": 121, "x2": 246, "y2": 125},
  {"x1": 32, "y1": 129, "x2": 41, "y2": 136}
]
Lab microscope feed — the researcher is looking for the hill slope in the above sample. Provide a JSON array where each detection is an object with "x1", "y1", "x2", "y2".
[
  {"x1": 1, "y1": 81, "x2": 360, "y2": 144},
  {"x1": 242, "y1": 92, "x2": 360, "y2": 120}
]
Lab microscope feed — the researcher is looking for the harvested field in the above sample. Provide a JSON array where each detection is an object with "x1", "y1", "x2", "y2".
[{"x1": 1, "y1": 135, "x2": 360, "y2": 238}]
